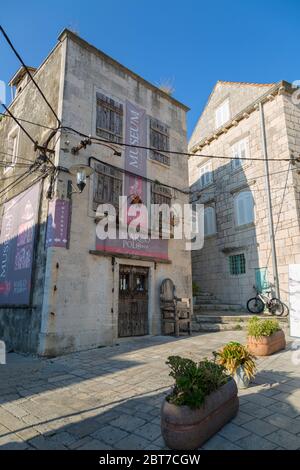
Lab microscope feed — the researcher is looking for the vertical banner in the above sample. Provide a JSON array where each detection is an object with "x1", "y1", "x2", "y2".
[
  {"x1": 124, "y1": 100, "x2": 148, "y2": 214},
  {"x1": 0, "y1": 182, "x2": 41, "y2": 306},
  {"x1": 289, "y1": 264, "x2": 300, "y2": 338},
  {"x1": 96, "y1": 100, "x2": 168, "y2": 260},
  {"x1": 46, "y1": 199, "x2": 70, "y2": 248}
]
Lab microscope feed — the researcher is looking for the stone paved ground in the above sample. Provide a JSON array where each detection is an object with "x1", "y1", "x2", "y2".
[{"x1": 1, "y1": 331, "x2": 300, "y2": 450}]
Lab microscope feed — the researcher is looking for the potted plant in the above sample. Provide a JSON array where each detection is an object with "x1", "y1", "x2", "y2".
[
  {"x1": 192, "y1": 282, "x2": 200, "y2": 305},
  {"x1": 161, "y1": 356, "x2": 239, "y2": 450},
  {"x1": 247, "y1": 316, "x2": 286, "y2": 356},
  {"x1": 214, "y1": 341, "x2": 256, "y2": 389}
]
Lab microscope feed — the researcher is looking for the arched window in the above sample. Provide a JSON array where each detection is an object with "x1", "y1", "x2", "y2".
[
  {"x1": 234, "y1": 191, "x2": 254, "y2": 226},
  {"x1": 204, "y1": 206, "x2": 216, "y2": 236}
]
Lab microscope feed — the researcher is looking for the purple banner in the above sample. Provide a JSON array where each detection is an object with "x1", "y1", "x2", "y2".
[
  {"x1": 0, "y1": 182, "x2": 41, "y2": 306},
  {"x1": 96, "y1": 100, "x2": 168, "y2": 260},
  {"x1": 124, "y1": 100, "x2": 148, "y2": 209},
  {"x1": 46, "y1": 199, "x2": 70, "y2": 248}
]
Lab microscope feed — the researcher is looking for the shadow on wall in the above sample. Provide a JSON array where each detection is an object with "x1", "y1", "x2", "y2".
[
  {"x1": 190, "y1": 156, "x2": 276, "y2": 307},
  {"x1": 0, "y1": 217, "x2": 48, "y2": 354}
]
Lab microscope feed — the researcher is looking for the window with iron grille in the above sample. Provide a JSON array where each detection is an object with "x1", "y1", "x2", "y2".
[
  {"x1": 149, "y1": 118, "x2": 170, "y2": 166},
  {"x1": 92, "y1": 162, "x2": 123, "y2": 211},
  {"x1": 151, "y1": 183, "x2": 173, "y2": 238},
  {"x1": 151, "y1": 183, "x2": 172, "y2": 206},
  {"x1": 229, "y1": 254, "x2": 246, "y2": 275},
  {"x1": 96, "y1": 93, "x2": 123, "y2": 143}
]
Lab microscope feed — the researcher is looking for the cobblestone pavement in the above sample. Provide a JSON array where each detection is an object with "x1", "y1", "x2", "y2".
[{"x1": 1, "y1": 331, "x2": 300, "y2": 450}]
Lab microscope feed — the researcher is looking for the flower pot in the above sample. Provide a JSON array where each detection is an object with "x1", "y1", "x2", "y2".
[
  {"x1": 247, "y1": 330, "x2": 286, "y2": 356},
  {"x1": 161, "y1": 379, "x2": 239, "y2": 450},
  {"x1": 233, "y1": 365, "x2": 250, "y2": 389}
]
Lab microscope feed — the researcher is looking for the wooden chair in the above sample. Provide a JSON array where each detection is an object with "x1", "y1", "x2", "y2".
[{"x1": 160, "y1": 278, "x2": 191, "y2": 337}]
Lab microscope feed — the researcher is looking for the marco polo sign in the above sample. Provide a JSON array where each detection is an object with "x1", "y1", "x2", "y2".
[{"x1": 0, "y1": 182, "x2": 41, "y2": 306}]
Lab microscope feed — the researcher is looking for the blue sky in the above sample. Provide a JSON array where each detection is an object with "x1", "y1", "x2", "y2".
[{"x1": 1, "y1": 0, "x2": 299, "y2": 136}]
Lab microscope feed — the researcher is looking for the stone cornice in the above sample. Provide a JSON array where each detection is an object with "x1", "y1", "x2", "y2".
[{"x1": 189, "y1": 80, "x2": 294, "y2": 156}]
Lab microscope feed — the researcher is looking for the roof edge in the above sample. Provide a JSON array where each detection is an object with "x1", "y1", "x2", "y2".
[
  {"x1": 58, "y1": 28, "x2": 190, "y2": 112},
  {"x1": 189, "y1": 80, "x2": 293, "y2": 154}
]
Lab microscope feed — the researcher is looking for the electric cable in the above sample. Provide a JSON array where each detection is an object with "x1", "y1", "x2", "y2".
[{"x1": 0, "y1": 25, "x2": 60, "y2": 125}]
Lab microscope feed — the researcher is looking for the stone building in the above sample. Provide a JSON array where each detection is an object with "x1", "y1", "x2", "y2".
[
  {"x1": 0, "y1": 29, "x2": 192, "y2": 356},
  {"x1": 189, "y1": 80, "x2": 300, "y2": 309}
]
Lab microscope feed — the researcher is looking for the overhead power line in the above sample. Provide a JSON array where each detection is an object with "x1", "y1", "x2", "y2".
[
  {"x1": 0, "y1": 112, "x2": 55, "y2": 131},
  {"x1": 64, "y1": 126, "x2": 293, "y2": 162},
  {"x1": 1, "y1": 102, "x2": 38, "y2": 146},
  {"x1": 0, "y1": 25, "x2": 60, "y2": 125},
  {"x1": 0, "y1": 149, "x2": 35, "y2": 164},
  {"x1": 0, "y1": 112, "x2": 296, "y2": 163}
]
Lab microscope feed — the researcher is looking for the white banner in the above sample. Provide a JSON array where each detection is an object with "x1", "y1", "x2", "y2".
[{"x1": 289, "y1": 264, "x2": 300, "y2": 338}]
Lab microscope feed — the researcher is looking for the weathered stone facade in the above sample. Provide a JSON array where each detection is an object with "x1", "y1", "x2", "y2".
[
  {"x1": 0, "y1": 30, "x2": 192, "y2": 355},
  {"x1": 189, "y1": 81, "x2": 300, "y2": 308},
  {"x1": 0, "y1": 42, "x2": 64, "y2": 352}
]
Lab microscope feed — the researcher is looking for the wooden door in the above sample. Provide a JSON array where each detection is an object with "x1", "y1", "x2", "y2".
[{"x1": 118, "y1": 265, "x2": 149, "y2": 337}]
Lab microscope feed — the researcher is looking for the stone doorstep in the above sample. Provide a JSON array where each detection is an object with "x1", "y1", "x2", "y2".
[
  {"x1": 194, "y1": 314, "x2": 288, "y2": 323},
  {"x1": 192, "y1": 313, "x2": 289, "y2": 333},
  {"x1": 194, "y1": 303, "x2": 246, "y2": 311}
]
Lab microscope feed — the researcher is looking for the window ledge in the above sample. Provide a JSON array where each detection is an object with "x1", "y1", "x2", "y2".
[
  {"x1": 204, "y1": 233, "x2": 217, "y2": 240},
  {"x1": 231, "y1": 162, "x2": 251, "y2": 174},
  {"x1": 198, "y1": 182, "x2": 215, "y2": 192},
  {"x1": 148, "y1": 157, "x2": 170, "y2": 169},
  {"x1": 235, "y1": 222, "x2": 255, "y2": 232}
]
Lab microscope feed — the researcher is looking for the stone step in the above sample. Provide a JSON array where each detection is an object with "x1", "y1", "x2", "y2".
[
  {"x1": 192, "y1": 321, "x2": 242, "y2": 332},
  {"x1": 195, "y1": 314, "x2": 253, "y2": 323},
  {"x1": 195, "y1": 298, "x2": 219, "y2": 305},
  {"x1": 192, "y1": 314, "x2": 289, "y2": 333},
  {"x1": 194, "y1": 303, "x2": 246, "y2": 311}
]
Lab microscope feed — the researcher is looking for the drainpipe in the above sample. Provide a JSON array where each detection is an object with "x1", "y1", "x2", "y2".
[{"x1": 259, "y1": 101, "x2": 280, "y2": 298}]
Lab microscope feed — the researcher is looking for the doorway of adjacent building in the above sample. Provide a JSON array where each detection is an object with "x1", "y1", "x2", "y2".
[{"x1": 118, "y1": 265, "x2": 149, "y2": 337}]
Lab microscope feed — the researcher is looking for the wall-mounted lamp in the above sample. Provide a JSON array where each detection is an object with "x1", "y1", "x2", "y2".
[{"x1": 68, "y1": 164, "x2": 94, "y2": 196}]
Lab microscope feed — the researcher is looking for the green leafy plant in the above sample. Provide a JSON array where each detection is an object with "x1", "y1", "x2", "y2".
[
  {"x1": 214, "y1": 342, "x2": 256, "y2": 380},
  {"x1": 247, "y1": 316, "x2": 281, "y2": 338},
  {"x1": 166, "y1": 355, "x2": 228, "y2": 409},
  {"x1": 192, "y1": 282, "x2": 200, "y2": 296}
]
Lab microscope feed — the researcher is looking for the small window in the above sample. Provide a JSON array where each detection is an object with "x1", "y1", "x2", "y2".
[
  {"x1": 198, "y1": 161, "x2": 213, "y2": 189},
  {"x1": 4, "y1": 129, "x2": 19, "y2": 173},
  {"x1": 151, "y1": 183, "x2": 173, "y2": 238},
  {"x1": 149, "y1": 118, "x2": 170, "y2": 166},
  {"x1": 92, "y1": 162, "x2": 123, "y2": 211},
  {"x1": 232, "y1": 138, "x2": 248, "y2": 170},
  {"x1": 151, "y1": 183, "x2": 172, "y2": 206},
  {"x1": 215, "y1": 99, "x2": 230, "y2": 129},
  {"x1": 234, "y1": 191, "x2": 254, "y2": 226},
  {"x1": 229, "y1": 254, "x2": 246, "y2": 275},
  {"x1": 96, "y1": 93, "x2": 123, "y2": 143},
  {"x1": 204, "y1": 206, "x2": 216, "y2": 236}
]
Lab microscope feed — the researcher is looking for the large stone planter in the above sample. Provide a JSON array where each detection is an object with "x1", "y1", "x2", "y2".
[
  {"x1": 247, "y1": 330, "x2": 286, "y2": 356},
  {"x1": 161, "y1": 379, "x2": 239, "y2": 450}
]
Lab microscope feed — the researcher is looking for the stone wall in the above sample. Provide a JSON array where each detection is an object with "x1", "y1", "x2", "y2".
[
  {"x1": 0, "y1": 43, "x2": 63, "y2": 352},
  {"x1": 38, "y1": 31, "x2": 192, "y2": 356},
  {"x1": 189, "y1": 87, "x2": 300, "y2": 307}
]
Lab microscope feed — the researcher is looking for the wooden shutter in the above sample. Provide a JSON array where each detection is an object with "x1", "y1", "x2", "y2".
[
  {"x1": 93, "y1": 162, "x2": 123, "y2": 211},
  {"x1": 150, "y1": 118, "x2": 170, "y2": 166},
  {"x1": 96, "y1": 93, "x2": 123, "y2": 143}
]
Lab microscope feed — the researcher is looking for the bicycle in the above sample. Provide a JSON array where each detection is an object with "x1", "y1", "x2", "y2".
[{"x1": 247, "y1": 287, "x2": 285, "y2": 316}]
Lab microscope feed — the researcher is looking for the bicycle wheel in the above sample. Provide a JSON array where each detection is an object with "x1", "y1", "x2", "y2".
[
  {"x1": 268, "y1": 298, "x2": 285, "y2": 316},
  {"x1": 247, "y1": 297, "x2": 264, "y2": 314}
]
